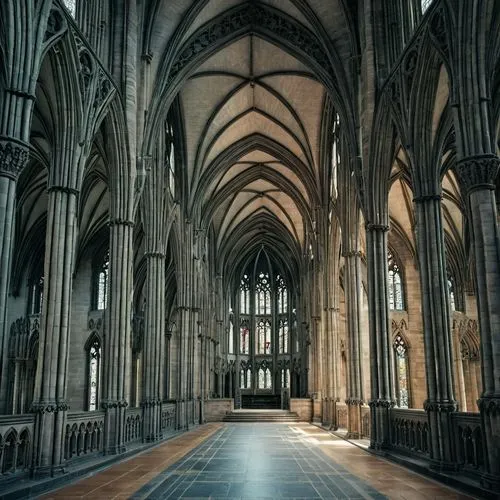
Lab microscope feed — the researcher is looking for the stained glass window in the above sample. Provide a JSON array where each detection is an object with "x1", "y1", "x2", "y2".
[
  {"x1": 388, "y1": 252, "x2": 404, "y2": 310},
  {"x1": 88, "y1": 338, "x2": 101, "y2": 411},
  {"x1": 331, "y1": 113, "x2": 341, "y2": 199},
  {"x1": 448, "y1": 277, "x2": 456, "y2": 312},
  {"x1": 63, "y1": 0, "x2": 76, "y2": 16},
  {"x1": 228, "y1": 316, "x2": 234, "y2": 354},
  {"x1": 240, "y1": 319, "x2": 250, "y2": 354},
  {"x1": 240, "y1": 274, "x2": 250, "y2": 314},
  {"x1": 240, "y1": 368, "x2": 252, "y2": 389},
  {"x1": 278, "y1": 318, "x2": 288, "y2": 354},
  {"x1": 393, "y1": 335, "x2": 409, "y2": 408},
  {"x1": 256, "y1": 272, "x2": 271, "y2": 315},
  {"x1": 277, "y1": 275, "x2": 287, "y2": 313},
  {"x1": 95, "y1": 251, "x2": 109, "y2": 310},
  {"x1": 258, "y1": 368, "x2": 272, "y2": 389},
  {"x1": 256, "y1": 318, "x2": 271, "y2": 354},
  {"x1": 421, "y1": 0, "x2": 433, "y2": 14},
  {"x1": 165, "y1": 121, "x2": 175, "y2": 197},
  {"x1": 29, "y1": 275, "x2": 44, "y2": 315}
]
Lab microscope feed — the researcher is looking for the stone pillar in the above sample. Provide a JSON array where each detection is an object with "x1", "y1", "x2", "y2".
[
  {"x1": 414, "y1": 194, "x2": 457, "y2": 469},
  {"x1": 344, "y1": 251, "x2": 364, "y2": 438},
  {"x1": 141, "y1": 252, "x2": 165, "y2": 441},
  {"x1": 0, "y1": 139, "x2": 29, "y2": 412},
  {"x1": 454, "y1": 154, "x2": 500, "y2": 489},
  {"x1": 177, "y1": 306, "x2": 190, "y2": 429},
  {"x1": 102, "y1": 219, "x2": 134, "y2": 454},
  {"x1": 365, "y1": 224, "x2": 395, "y2": 450},
  {"x1": 31, "y1": 186, "x2": 78, "y2": 476}
]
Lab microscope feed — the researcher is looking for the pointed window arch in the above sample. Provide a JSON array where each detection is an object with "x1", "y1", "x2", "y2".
[
  {"x1": 447, "y1": 274, "x2": 456, "y2": 312},
  {"x1": 93, "y1": 250, "x2": 109, "y2": 311},
  {"x1": 86, "y1": 334, "x2": 101, "y2": 411},
  {"x1": 393, "y1": 334, "x2": 410, "y2": 408},
  {"x1": 331, "y1": 112, "x2": 341, "y2": 199},
  {"x1": 240, "y1": 274, "x2": 250, "y2": 314},
  {"x1": 28, "y1": 273, "x2": 44, "y2": 316},
  {"x1": 164, "y1": 120, "x2": 176, "y2": 197},
  {"x1": 388, "y1": 251, "x2": 404, "y2": 310}
]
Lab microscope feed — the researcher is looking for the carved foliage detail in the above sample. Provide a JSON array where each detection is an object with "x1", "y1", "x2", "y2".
[
  {"x1": 454, "y1": 155, "x2": 500, "y2": 193},
  {"x1": 0, "y1": 141, "x2": 29, "y2": 179}
]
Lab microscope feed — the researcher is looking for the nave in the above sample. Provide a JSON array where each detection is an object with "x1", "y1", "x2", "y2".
[{"x1": 42, "y1": 423, "x2": 474, "y2": 499}]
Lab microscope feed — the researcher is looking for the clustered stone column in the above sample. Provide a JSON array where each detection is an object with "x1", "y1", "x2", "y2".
[
  {"x1": 454, "y1": 154, "x2": 500, "y2": 489},
  {"x1": 365, "y1": 223, "x2": 395, "y2": 450},
  {"x1": 344, "y1": 250, "x2": 365, "y2": 438},
  {"x1": 142, "y1": 251, "x2": 165, "y2": 441},
  {"x1": 31, "y1": 184, "x2": 79, "y2": 476},
  {"x1": 0, "y1": 138, "x2": 29, "y2": 411},
  {"x1": 102, "y1": 219, "x2": 134, "y2": 454},
  {"x1": 414, "y1": 192, "x2": 457, "y2": 469}
]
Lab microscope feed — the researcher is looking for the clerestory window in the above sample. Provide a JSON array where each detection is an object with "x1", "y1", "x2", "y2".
[{"x1": 388, "y1": 251, "x2": 404, "y2": 311}]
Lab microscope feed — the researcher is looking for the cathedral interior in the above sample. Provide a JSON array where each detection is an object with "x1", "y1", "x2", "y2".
[{"x1": 0, "y1": 0, "x2": 499, "y2": 498}]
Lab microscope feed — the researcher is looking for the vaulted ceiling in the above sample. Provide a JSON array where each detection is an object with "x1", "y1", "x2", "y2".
[{"x1": 167, "y1": 0, "x2": 357, "y2": 282}]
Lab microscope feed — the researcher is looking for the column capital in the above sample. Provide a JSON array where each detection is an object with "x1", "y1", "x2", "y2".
[
  {"x1": 109, "y1": 218, "x2": 135, "y2": 227},
  {"x1": 423, "y1": 399, "x2": 458, "y2": 413},
  {"x1": 0, "y1": 138, "x2": 30, "y2": 180},
  {"x1": 144, "y1": 251, "x2": 166, "y2": 259},
  {"x1": 342, "y1": 250, "x2": 363, "y2": 258},
  {"x1": 365, "y1": 223, "x2": 389, "y2": 232},
  {"x1": 47, "y1": 185, "x2": 79, "y2": 196},
  {"x1": 477, "y1": 396, "x2": 500, "y2": 414},
  {"x1": 413, "y1": 193, "x2": 442, "y2": 203},
  {"x1": 454, "y1": 154, "x2": 500, "y2": 193}
]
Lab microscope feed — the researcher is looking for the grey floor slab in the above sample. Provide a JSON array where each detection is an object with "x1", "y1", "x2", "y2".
[{"x1": 130, "y1": 424, "x2": 386, "y2": 499}]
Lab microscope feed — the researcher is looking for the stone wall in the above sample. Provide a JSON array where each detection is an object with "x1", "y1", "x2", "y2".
[
  {"x1": 290, "y1": 398, "x2": 313, "y2": 422},
  {"x1": 204, "y1": 398, "x2": 233, "y2": 422}
]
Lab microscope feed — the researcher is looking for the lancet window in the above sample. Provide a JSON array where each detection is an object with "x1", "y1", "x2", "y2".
[
  {"x1": 393, "y1": 334, "x2": 410, "y2": 408},
  {"x1": 28, "y1": 273, "x2": 44, "y2": 316},
  {"x1": 93, "y1": 250, "x2": 109, "y2": 311},
  {"x1": 388, "y1": 252, "x2": 404, "y2": 310},
  {"x1": 164, "y1": 121, "x2": 176, "y2": 197},
  {"x1": 448, "y1": 275, "x2": 456, "y2": 312},
  {"x1": 86, "y1": 335, "x2": 101, "y2": 411}
]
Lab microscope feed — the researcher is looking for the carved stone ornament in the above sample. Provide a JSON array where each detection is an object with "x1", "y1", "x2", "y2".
[
  {"x1": 423, "y1": 399, "x2": 458, "y2": 412},
  {"x1": 368, "y1": 399, "x2": 395, "y2": 409},
  {"x1": 167, "y1": 3, "x2": 332, "y2": 89},
  {"x1": 31, "y1": 400, "x2": 70, "y2": 413},
  {"x1": 0, "y1": 139, "x2": 29, "y2": 179},
  {"x1": 454, "y1": 154, "x2": 500, "y2": 194},
  {"x1": 477, "y1": 397, "x2": 500, "y2": 415}
]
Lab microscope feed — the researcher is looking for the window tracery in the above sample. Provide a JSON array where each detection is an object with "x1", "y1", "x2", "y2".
[
  {"x1": 86, "y1": 336, "x2": 101, "y2": 411},
  {"x1": 388, "y1": 251, "x2": 404, "y2": 310},
  {"x1": 393, "y1": 333, "x2": 409, "y2": 408},
  {"x1": 93, "y1": 250, "x2": 109, "y2": 311}
]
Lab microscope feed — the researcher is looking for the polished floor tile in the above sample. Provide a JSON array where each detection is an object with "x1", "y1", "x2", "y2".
[{"x1": 43, "y1": 423, "x2": 476, "y2": 499}]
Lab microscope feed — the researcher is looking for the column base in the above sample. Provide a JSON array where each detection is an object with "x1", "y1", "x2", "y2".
[
  {"x1": 30, "y1": 464, "x2": 65, "y2": 479},
  {"x1": 481, "y1": 472, "x2": 500, "y2": 492},
  {"x1": 105, "y1": 444, "x2": 127, "y2": 455}
]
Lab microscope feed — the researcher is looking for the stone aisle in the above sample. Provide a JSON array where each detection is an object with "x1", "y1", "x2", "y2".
[{"x1": 43, "y1": 423, "x2": 475, "y2": 499}]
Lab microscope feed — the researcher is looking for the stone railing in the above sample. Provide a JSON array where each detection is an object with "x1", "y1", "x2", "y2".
[
  {"x1": 390, "y1": 408, "x2": 430, "y2": 457},
  {"x1": 125, "y1": 407, "x2": 142, "y2": 444},
  {"x1": 161, "y1": 402, "x2": 176, "y2": 432},
  {"x1": 64, "y1": 411, "x2": 105, "y2": 462},
  {"x1": 452, "y1": 412, "x2": 485, "y2": 473},
  {"x1": 0, "y1": 414, "x2": 35, "y2": 476}
]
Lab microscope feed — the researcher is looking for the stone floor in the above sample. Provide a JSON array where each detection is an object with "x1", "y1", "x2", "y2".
[{"x1": 43, "y1": 423, "x2": 476, "y2": 499}]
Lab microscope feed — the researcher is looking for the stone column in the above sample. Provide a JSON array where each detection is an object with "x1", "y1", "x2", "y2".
[
  {"x1": 344, "y1": 250, "x2": 365, "y2": 438},
  {"x1": 141, "y1": 252, "x2": 165, "y2": 441},
  {"x1": 454, "y1": 155, "x2": 500, "y2": 488},
  {"x1": 414, "y1": 194, "x2": 457, "y2": 469},
  {"x1": 102, "y1": 219, "x2": 133, "y2": 454},
  {"x1": 31, "y1": 186, "x2": 78, "y2": 476},
  {"x1": 0, "y1": 139, "x2": 29, "y2": 412},
  {"x1": 365, "y1": 224, "x2": 395, "y2": 450}
]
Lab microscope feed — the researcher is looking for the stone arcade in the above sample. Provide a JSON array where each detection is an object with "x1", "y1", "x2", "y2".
[{"x1": 0, "y1": 0, "x2": 499, "y2": 496}]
